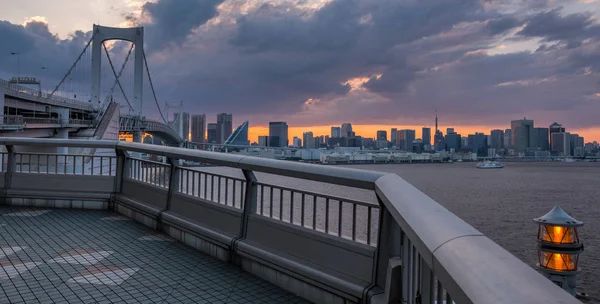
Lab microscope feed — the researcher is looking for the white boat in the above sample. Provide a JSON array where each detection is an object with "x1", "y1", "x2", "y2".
[{"x1": 476, "y1": 160, "x2": 504, "y2": 169}]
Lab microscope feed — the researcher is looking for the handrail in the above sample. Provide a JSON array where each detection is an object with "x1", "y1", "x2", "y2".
[
  {"x1": 0, "y1": 137, "x2": 581, "y2": 304},
  {"x1": 1, "y1": 78, "x2": 93, "y2": 110}
]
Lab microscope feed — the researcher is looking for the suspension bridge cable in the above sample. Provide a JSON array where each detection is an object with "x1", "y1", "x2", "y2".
[
  {"x1": 103, "y1": 42, "x2": 134, "y2": 111},
  {"x1": 142, "y1": 50, "x2": 168, "y2": 124},
  {"x1": 47, "y1": 31, "x2": 97, "y2": 101}
]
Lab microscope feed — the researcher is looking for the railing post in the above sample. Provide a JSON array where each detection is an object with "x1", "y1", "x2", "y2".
[
  {"x1": 2, "y1": 145, "x2": 16, "y2": 203},
  {"x1": 113, "y1": 149, "x2": 129, "y2": 194},
  {"x1": 232, "y1": 169, "x2": 257, "y2": 252},
  {"x1": 373, "y1": 201, "x2": 403, "y2": 303},
  {"x1": 164, "y1": 157, "x2": 180, "y2": 213}
]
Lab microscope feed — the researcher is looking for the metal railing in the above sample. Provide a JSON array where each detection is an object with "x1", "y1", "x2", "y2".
[
  {"x1": 22, "y1": 117, "x2": 61, "y2": 125},
  {"x1": 0, "y1": 137, "x2": 580, "y2": 304},
  {"x1": 0, "y1": 115, "x2": 25, "y2": 129}
]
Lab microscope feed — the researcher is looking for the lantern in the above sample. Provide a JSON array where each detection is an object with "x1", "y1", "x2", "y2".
[{"x1": 533, "y1": 205, "x2": 583, "y2": 297}]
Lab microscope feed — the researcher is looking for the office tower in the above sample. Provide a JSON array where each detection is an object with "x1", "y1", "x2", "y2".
[
  {"x1": 376, "y1": 130, "x2": 387, "y2": 141},
  {"x1": 490, "y1": 129, "x2": 504, "y2": 150},
  {"x1": 171, "y1": 112, "x2": 190, "y2": 140},
  {"x1": 504, "y1": 129, "x2": 512, "y2": 148},
  {"x1": 549, "y1": 122, "x2": 565, "y2": 146},
  {"x1": 570, "y1": 134, "x2": 584, "y2": 156},
  {"x1": 293, "y1": 137, "x2": 302, "y2": 147},
  {"x1": 551, "y1": 132, "x2": 570, "y2": 156},
  {"x1": 468, "y1": 133, "x2": 488, "y2": 156},
  {"x1": 258, "y1": 136, "x2": 269, "y2": 147},
  {"x1": 207, "y1": 123, "x2": 217, "y2": 143},
  {"x1": 224, "y1": 121, "x2": 249, "y2": 146},
  {"x1": 391, "y1": 128, "x2": 397, "y2": 146},
  {"x1": 445, "y1": 133, "x2": 461, "y2": 151},
  {"x1": 446, "y1": 128, "x2": 455, "y2": 135},
  {"x1": 341, "y1": 123, "x2": 353, "y2": 137},
  {"x1": 397, "y1": 129, "x2": 416, "y2": 151},
  {"x1": 303, "y1": 132, "x2": 314, "y2": 149},
  {"x1": 511, "y1": 118, "x2": 534, "y2": 152},
  {"x1": 331, "y1": 126, "x2": 341, "y2": 138},
  {"x1": 216, "y1": 113, "x2": 233, "y2": 144},
  {"x1": 422, "y1": 127, "x2": 431, "y2": 147},
  {"x1": 191, "y1": 114, "x2": 206, "y2": 143},
  {"x1": 268, "y1": 121, "x2": 289, "y2": 147},
  {"x1": 533, "y1": 128, "x2": 549, "y2": 151}
]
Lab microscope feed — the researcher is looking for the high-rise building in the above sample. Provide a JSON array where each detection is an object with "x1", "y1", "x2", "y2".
[
  {"x1": 376, "y1": 130, "x2": 387, "y2": 141},
  {"x1": 224, "y1": 121, "x2": 249, "y2": 146},
  {"x1": 533, "y1": 128, "x2": 549, "y2": 151},
  {"x1": 303, "y1": 132, "x2": 314, "y2": 149},
  {"x1": 551, "y1": 132, "x2": 570, "y2": 156},
  {"x1": 331, "y1": 126, "x2": 341, "y2": 138},
  {"x1": 207, "y1": 123, "x2": 217, "y2": 143},
  {"x1": 170, "y1": 112, "x2": 190, "y2": 140},
  {"x1": 445, "y1": 133, "x2": 461, "y2": 151},
  {"x1": 269, "y1": 121, "x2": 289, "y2": 147},
  {"x1": 446, "y1": 128, "x2": 455, "y2": 135},
  {"x1": 412, "y1": 139, "x2": 424, "y2": 153},
  {"x1": 504, "y1": 129, "x2": 512, "y2": 148},
  {"x1": 511, "y1": 118, "x2": 534, "y2": 152},
  {"x1": 391, "y1": 128, "x2": 397, "y2": 146},
  {"x1": 422, "y1": 127, "x2": 431, "y2": 147},
  {"x1": 570, "y1": 134, "x2": 584, "y2": 156},
  {"x1": 341, "y1": 123, "x2": 353, "y2": 137},
  {"x1": 468, "y1": 133, "x2": 488, "y2": 156},
  {"x1": 216, "y1": 113, "x2": 233, "y2": 144},
  {"x1": 490, "y1": 129, "x2": 504, "y2": 150},
  {"x1": 549, "y1": 122, "x2": 565, "y2": 146},
  {"x1": 397, "y1": 129, "x2": 416, "y2": 151},
  {"x1": 258, "y1": 136, "x2": 269, "y2": 147},
  {"x1": 292, "y1": 137, "x2": 302, "y2": 147},
  {"x1": 191, "y1": 114, "x2": 206, "y2": 143}
]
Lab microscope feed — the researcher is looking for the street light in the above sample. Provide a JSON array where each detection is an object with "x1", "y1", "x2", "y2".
[
  {"x1": 10, "y1": 52, "x2": 20, "y2": 85},
  {"x1": 533, "y1": 205, "x2": 586, "y2": 299}
]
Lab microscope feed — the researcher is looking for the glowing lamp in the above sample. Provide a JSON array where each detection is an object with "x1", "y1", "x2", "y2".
[{"x1": 533, "y1": 205, "x2": 584, "y2": 297}]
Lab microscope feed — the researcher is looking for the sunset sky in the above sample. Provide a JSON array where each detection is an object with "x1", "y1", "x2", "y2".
[{"x1": 1, "y1": 0, "x2": 599, "y2": 142}]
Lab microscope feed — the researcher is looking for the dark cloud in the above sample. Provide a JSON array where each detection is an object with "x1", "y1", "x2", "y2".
[
  {"x1": 518, "y1": 8, "x2": 600, "y2": 46},
  {"x1": 134, "y1": 0, "x2": 225, "y2": 50},
  {"x1": 486, "y1": 17, "x2": 522, "y2": 35}
]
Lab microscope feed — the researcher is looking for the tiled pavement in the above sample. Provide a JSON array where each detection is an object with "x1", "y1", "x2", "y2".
[{"x1": 0, "y1": 206, "x2": 312, "y2": 303}]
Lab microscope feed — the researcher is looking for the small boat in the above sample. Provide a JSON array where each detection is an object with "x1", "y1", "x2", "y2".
[{"x1": 476, "y1": 160, "x2": 504, "y2": 169}]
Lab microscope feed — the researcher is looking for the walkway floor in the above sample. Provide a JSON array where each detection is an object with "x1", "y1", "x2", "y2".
[{"x1": 0, "y1": 206, "x2": 311, "y2": 304}]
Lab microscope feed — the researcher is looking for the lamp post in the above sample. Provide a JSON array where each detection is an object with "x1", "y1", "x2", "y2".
[
  {"x1": 10, "y1": 52, "x2": 20, "y2": 85},
  {"x1": 533, "y1": 205, "x2": 585, "y2": 298}
]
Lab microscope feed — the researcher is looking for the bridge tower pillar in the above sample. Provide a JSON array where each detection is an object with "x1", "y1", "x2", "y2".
[{"x1": 91, "y1": 25, "x2": 144, "y2": 116}]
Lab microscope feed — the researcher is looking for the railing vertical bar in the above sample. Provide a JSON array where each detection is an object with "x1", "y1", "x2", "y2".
[
  {"x1": 290, "y1": 191, "x2": 294, "y2": 224},
  {"x1": 325, "y1": 198, "x2": 330, "y2": 234},
  {"x1": 217, "y1": 176, "x2": 222, "y2": 203},
  {"x1": 81, "y1": 155, "x2": 84, "y2": 175},
  {"x1": 407, "y1": 239, "x2": 414, "y2": 304},
  {"x1": 211, "y1": 175, "x2": 215, "y2": 202},
  {"x1": 436, "y1": 280, "x2": 443, "y2": 304},
  {"x1": 63, "y1": 155, "x2": 67, "y2": 174},
  {"x1": 412, "y1": 246, "x2": 418, "y2": 303},
  {"x1": 225, "y1": 178, "x2": 230, "y2": 206},
  {"x1": 337, "y1": 201, "x2": 342, "y2": 237},
  {"x1": 269, "y1": 187, "x2": 274, "y2": 219},
  {"x1": 232, "y1": 180, "x2": 237, "y2": 207},
  {"x1": 109, "y1": 157, "x2": 113, "y2": 176},
  {"x1": 36, "y1": 154, "x2": 40, "y2": 174},
  {"x1": 279, "y1": 188, "x2": 283, "y2": 220},
  {"x1": 192, "y1": 170, "x2": 196, "y2": 196},
  {"x1": 259, "y1": 185, "x2": 264, "y2": 215},
  {"x1": 301, "y1": 193, "x2": 305, "y2": 227},
  {"x1": 352, "y1": 204, "x2": 357, "y2": 241},
  {"x1": 312, "y1": 195, "x2": 317, "y2": 230},
  {"x1": 203, "y1": 173, "x2": 208, "y2": 199},
  {"x1": 367, "y1": 207, "x2": 372, "y2": 245},
  {"x1": 445, "y1": 291, "x2": 452, "y2": 304}
]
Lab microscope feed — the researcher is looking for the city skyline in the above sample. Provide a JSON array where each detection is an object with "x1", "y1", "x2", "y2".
[{"x1": 0, "y1": 0, "x2": 599, "y2": 136}]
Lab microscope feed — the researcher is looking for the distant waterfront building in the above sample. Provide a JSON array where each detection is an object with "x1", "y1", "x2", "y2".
[
  {"x1": 490, "y1": 129, "x2": 504, "y2": 150},
  {"x1": 170, "y1": 112, "x2": 190, "y2": 140},
  {"x1": 216, "y1": 113, "x2": 233, "y2": 144},
  {"x1": 570, "y1": 134, "x2": 584, "y2": 156},
  {"x1": 331, "y1": 126, "x2": 341, "y2": 138},
  {"x1": 191, "y1": 114, "x2": 206, "y2": 143},
  {"x1": 224, "y1": 121, "x2": 249, "y2": 146},
  {"x1": 551, "y1": 132, "x2": 571, "y2": 156},
  {"x1": 533, "y1": 128, "x2": 550, "y2": 151},
  {"x1": 292, "y1": 137, "x2": 302, "y2": 148},
  {"x1": 397, "y1": 129, "x2": 416, "y2": 151},
  {"x1": 269, "y1": 121, "x2": 289, "y2": 147},
  {"x1": 549, "y1": 122, "x2": 565, "y2": 146},
  {"x1": 468, "y1": 132, "x2": 488, "y2": 156},
  {"x1": 303, "y1": 132, "x2": 314, "y2": 149},
  {"x1": 376, "y1": 130, "x2": 387, "y2": 141},
  {"x1": 461, "y1": 137, "x2": 469, "y2": 148},
  {"x1": 412, "y1": 139, "x2": 424, "y2": 154},
  {"x1": 445, "y1": 133, "x2": 461, "y2": 151},
  {"x1": 446, "y1": 128, "x2": 455, "y2": 135},
  {"x1": 207, "y1": 123, "x2": 217, "y2": 143},
  {"x1": 422, "y1": 127, "x2": 431, "y2": 147},
  {"x1": 341, "y1": 123, "x2": 353, "y2": 137},
  {"x1": 258, "y1": 136, "x2": 269, "y2": 147},
  {"x1": 391, "y1": 128, "x2": 397, "y2": 146},
  {"x1": 511, "y1": 118, "x2": 534, "y2": 152},
  {"x1": 504, "y1": 129, "x2": 512, "y2": 148}
]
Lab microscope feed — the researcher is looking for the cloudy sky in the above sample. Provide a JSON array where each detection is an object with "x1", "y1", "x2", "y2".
[{"x1": 1, "y1": 0, "x2": 599, "y2": 141}]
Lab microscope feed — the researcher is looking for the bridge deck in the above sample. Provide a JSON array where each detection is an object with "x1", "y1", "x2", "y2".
[{"x1": 0, "y1": 206, "x2": 310, "y2": 304}]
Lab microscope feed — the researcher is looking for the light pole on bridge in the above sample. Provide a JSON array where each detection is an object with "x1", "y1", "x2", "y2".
[{"x1": 10, "y1": 52, "x2": 20, "y2": 85}]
